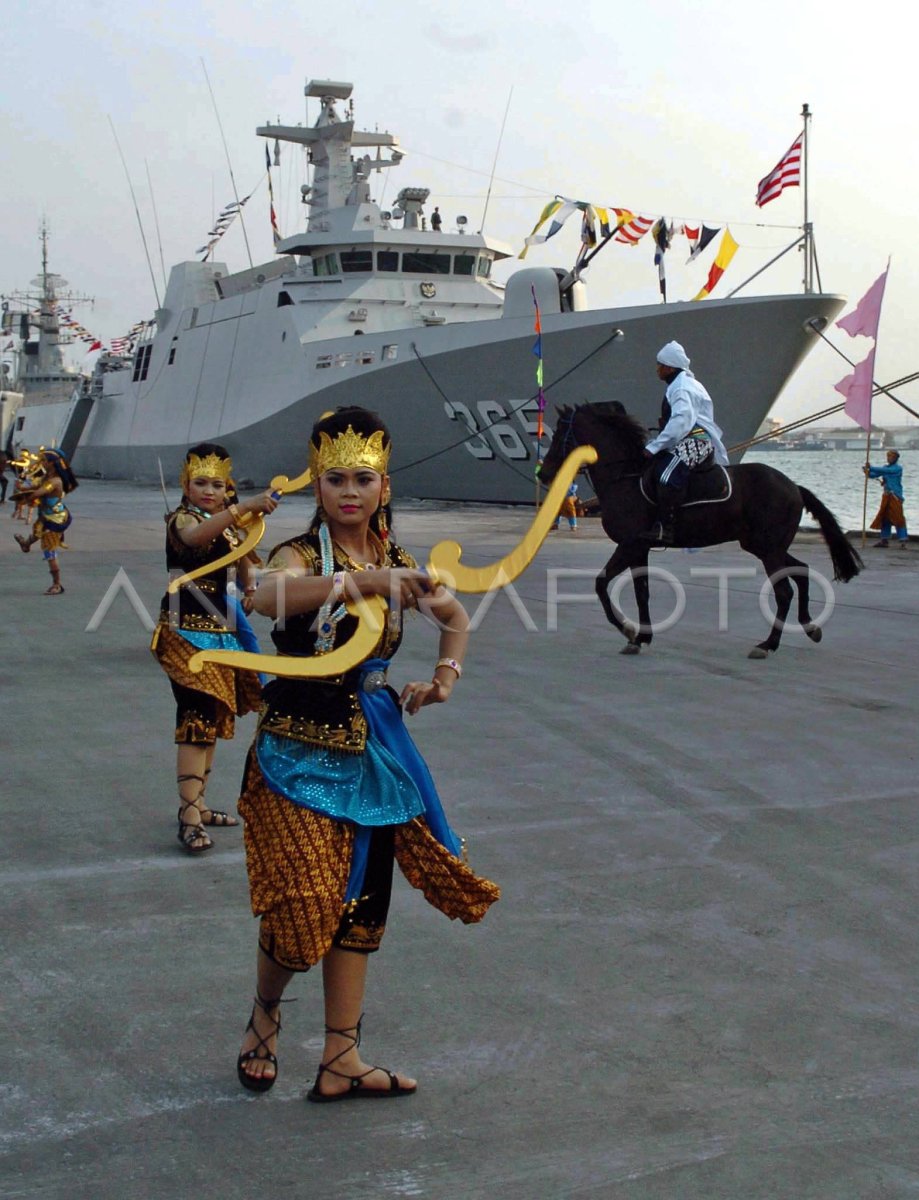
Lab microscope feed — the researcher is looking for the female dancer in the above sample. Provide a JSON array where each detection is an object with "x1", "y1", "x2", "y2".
[
  {"x1": 13, "y1": 449, "x2": 77, "y2": 594},
  {"x1": 151, "y1": 443, "x2": 278, "y2": 853},
  {"x1": 236, "y1": 406, "x2": 499, "y2": 1100}
]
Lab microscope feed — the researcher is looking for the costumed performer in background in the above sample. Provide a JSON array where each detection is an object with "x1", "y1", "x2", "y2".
[
  {"x1": 13, "y1": 448, "x2": 78, "y2": 594},
  {"x1": 864, "y1": 449, "x2": 908, "y2": 548},
  {"x1": 553, "y1": 480, "x2": 579, "y2": 532},
  {"x1": 10, "y1": 449, "x2": 41, "y2": 522},
  {"x1": 235, "y1": 406, "x2": 500, "y2": 1101},
  {"x1": 151, "y1": 442, "x2": 278, "y2": 853}
]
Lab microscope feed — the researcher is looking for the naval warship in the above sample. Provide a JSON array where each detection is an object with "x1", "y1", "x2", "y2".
[{"x1": 5, "y1": 80, "x2": 845, "y2": 502}]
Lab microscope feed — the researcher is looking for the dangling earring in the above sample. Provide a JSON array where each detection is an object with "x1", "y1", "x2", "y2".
[{"x1": 378, "y1": 485, "x2": 391, "y2": 542}]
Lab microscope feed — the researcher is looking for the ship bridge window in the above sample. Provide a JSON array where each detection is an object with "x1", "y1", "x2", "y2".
[
  {"x1": 475, "y1": 255, "x2": 493, "y2": 279},
  {"x1": 377, "y1": 251, "x2": 399, "y2": 272},
  {"x1": 312, "y1": 253, "x2": 340, "y2": 276},
  {"x1": 132, "y1": 343, "x2": 153, "y2": 383},
  {"x1": 454, "y1": 253, "x2": 476, "y2": 277},
  {"x1": 402, "y1": 251, "x2": 451, "y2": 275},
  {"x1": 277, "y1": 290, "x2": 294, "y2": 307},
  {"x1": 341, "y1": 250, "x2": 373, "y2": 273}
]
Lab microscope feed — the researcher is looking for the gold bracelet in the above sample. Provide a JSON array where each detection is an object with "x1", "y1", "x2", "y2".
[
  {"x1": 434, "y1": 657, "x2": 462, "y2": 678},
  {"x1": 228, "y1": 503, "x2": 241, "y2": 522}
]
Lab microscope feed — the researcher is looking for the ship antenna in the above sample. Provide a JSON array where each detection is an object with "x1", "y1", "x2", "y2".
[
  {"x1": 145, "y1": 158, "x2": 169, "y2": 293},
  {"x1": 108, "y1": 116, "x2": 162, "y2": 309},
  {"x1": 480, "y1": 86, "x2": 513, "y2": 235},
  {"x1": 200, "y1": 58, "x2": 254, "y2": 268}
]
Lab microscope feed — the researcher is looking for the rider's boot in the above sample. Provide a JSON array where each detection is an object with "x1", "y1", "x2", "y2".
[
  {"x1": 645, "y1": 515, "x2": 676, "y2": 546},
  {"x1": 644, "y1": 491, "x2": 682, "y2": 546}
]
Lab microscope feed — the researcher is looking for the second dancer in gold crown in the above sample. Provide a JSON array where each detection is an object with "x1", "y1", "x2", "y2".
[{"x1": 151, "y1": 443, "x2": 279, "y2": 853}]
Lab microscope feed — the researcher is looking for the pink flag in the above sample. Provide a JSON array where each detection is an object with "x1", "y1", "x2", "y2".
[
  {"x1": 834, "y1": 348, "x2": 876, "y2": 431},
  {"x1": 836, "y1": 264, "x2": 889, "y2": 339},
  {"x1": 834, "y1": 262, "x2": 890, "y2": 429}
]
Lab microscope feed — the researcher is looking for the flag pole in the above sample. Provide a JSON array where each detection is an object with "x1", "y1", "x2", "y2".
[
  {"x1": 861, "y1": 425, "x2": 873, "y2": 548},
  {"x1": 531, "y1": 286, "x2": 546, "y2": 510},
  {"x1": 802, "y1": 102, "x2": 811, "y2": 293}
]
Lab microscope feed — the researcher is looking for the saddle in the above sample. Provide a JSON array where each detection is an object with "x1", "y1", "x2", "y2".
[{"x1": 640, "y1": 463, "x2": 733, "y2": 508}]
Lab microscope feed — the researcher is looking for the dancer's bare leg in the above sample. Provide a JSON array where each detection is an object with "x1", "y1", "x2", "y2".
[
  {"x1": 199, "y1": 743, "x2": 238, "y2": 826},
  {"x1": 45, "y1": 558, "x2": 64, "y2": 595},
  {"x1": 312, "y1": 947, "x2": 416, "y2": 1097},
  {"x1": 238, "y1": 947, "x2": 294, "y2": 1085},
  {"x1": 176, "y1": 743, "x2": 211, "y2": 851}
]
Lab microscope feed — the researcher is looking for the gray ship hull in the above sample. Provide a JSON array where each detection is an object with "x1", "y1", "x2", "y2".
[{"x1": 16, "y1": 291, "x2": 844, "y2": 503}]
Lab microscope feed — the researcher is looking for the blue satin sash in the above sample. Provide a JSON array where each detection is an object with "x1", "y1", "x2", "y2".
[
  {"x1": 176, "y1": 595, "x2": 266, "y2": 683},
  {"x1": 256, "y1": 658, "x2": 461, "y2": 903}
]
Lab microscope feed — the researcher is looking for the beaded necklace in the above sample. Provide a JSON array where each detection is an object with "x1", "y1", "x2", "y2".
[
  {"x1": 315, "y1": 521, "x2": 348, "y2": 653},
  {"x1": 314, "y1": 524, "x2": 390, "y2": 652}
]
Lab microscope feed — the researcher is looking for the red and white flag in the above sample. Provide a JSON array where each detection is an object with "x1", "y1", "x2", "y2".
[
  {"x1": 614, "y1": 214, "x2": 655, "y2": 246},
  {"x1": 755, "y1": 133, "x2": 803, "y2": 208}
]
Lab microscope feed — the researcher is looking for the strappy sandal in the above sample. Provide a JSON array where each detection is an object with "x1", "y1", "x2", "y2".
[
  {"x1": 14, "y1": 534, "x2": 31, "y2": 553},
  {"x1": 237, "y1": 991, "x2": 293, "y2": 1093},
  {"x1": 44, "y1": 583, "x2": 64, "y2": 595},
  {"x1": 176, "y1": 773, "x2": 212, "y2": 853},
  {"x1": 198, "y1": 767, "x2": 239, "y2": 828},
  {"x1": 306, "y1": 1016, "x2": 417, "y2": 1103},
  {"x1": 177, "y1": 801, "x2": 213, "y2": 852}
]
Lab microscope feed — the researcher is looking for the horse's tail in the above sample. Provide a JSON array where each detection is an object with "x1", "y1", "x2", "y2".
[{"x1": 799, "y1": 486, "x2": 863, "y2": 582}]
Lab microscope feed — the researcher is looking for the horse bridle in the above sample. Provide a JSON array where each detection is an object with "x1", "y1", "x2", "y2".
[
  {"x1": 552, "y1": 407, "x2": 642, "y2": 485},
  {"x1": 555, "y1": 410, "x2": 578, "y2": 459}
]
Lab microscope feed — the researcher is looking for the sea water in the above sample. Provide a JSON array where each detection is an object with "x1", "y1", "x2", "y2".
[{"x1": 742, "y1": 448, "x2": 917, "y2": 533}]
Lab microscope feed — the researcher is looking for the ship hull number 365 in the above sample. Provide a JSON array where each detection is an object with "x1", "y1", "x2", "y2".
[{"x1": 443, "y1": 399, "x2": 552, "y2": 461}]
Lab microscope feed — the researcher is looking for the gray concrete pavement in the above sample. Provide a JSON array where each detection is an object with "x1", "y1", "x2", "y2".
[{"x1": 2, "y1": 481, "x2": 919, "y2": 1199}]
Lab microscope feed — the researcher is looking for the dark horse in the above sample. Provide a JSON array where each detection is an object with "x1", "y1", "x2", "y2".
[{"x1": 538, "y1": 403, "x2": 863, "y2": 658}]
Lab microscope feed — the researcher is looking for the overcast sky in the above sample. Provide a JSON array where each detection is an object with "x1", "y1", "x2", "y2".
[{"x1": 2, "y1": 0, "x2": 914, "y2": 427}]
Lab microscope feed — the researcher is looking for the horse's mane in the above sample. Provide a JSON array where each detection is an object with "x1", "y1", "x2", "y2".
[{"x1": 577, "y1": 402, "x2": 648, "y2": 463}]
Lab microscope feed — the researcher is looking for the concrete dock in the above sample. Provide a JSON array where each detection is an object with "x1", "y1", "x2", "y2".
[{"x1": 2, "y1": 482, "x2": 918, "y2": 1199}]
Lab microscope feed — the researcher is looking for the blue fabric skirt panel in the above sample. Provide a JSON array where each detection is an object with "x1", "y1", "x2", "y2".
[
  {"x1": 177, "y1": 629, "x2": 247, "y2": 652},
  {"x1": 255, "y1": 729, "x2": 425, "y2": 828}
]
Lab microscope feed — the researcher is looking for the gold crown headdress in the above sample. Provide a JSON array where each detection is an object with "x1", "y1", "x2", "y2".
[
  {"x1": 10, "y1": 448, "x2": 42, "y2": 474},
  {"x1": 180, "y1": 451, "x2": 234, "y2": 488},
  {"x1": 308, "y1": 425, "x2": 390, "y2": 478}
]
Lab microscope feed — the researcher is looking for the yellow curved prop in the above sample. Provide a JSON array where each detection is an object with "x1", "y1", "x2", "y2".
[
  {"x1": 425, "y1": 444, "x2": 597, "y2": 592},
  {"x1": 187, "y1": 593, "x2": 386, "y2": 678},
  {"x1": 186, "y1": 444, "x2": 595, "y2": 681},
  {"x1": 167, "y1": 465, "x2": 313, "y2": 594}
]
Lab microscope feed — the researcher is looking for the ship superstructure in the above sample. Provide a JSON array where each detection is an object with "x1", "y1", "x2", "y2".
[{"x1": 9, "y1": 81, "x2": 845, "y2": 502}]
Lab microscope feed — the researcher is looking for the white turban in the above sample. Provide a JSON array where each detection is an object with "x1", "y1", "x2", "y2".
[{"x1": 657, "y1": 341, "x2": 690, "y2": 370}]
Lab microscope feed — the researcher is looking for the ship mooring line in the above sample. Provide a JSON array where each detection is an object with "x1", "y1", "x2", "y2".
[{"x1": 398, "y1": 329, "x2": 623, "y2": 488}]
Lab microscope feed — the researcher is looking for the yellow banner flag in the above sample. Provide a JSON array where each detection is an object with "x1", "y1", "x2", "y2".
[{"x1": 692, "y1": 229, "x2": 739, "y2": 301}]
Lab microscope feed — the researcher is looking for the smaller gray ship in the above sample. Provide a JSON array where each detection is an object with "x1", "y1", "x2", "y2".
[
  {"x1": 7, "y1": 79, "x2": 845, "y2": 502},
  {"x1": 1, "y1": 221, "x2": 90, "y2": 453}
]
